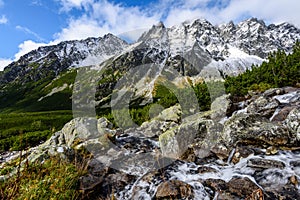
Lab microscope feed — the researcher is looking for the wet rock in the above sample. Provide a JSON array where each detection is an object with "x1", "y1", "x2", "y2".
[
  {"x1": 247, "y1": 96, "x2": 279, "y2": 118},
  {"x1": 290, "y1": 160, "x2": 300, "y2": 167},
  {"x1": 227, "y1": 177, "x2": 261, "y2": 198},
  {"x1": 197, "y1": 166, "x2": 218, "y2": 174},
  {"x1": 204, "y1": 177, "x2": 261, "y2": 199},
  {"x1": 285, "y1": 107, "x2": 300, "y2": 141},
  {"x1": 232, "y1": 146, "x2": 254, "y2": 164},
  {"x1": 270, "y1": 106, "x2": 296, "y2": 122},
  {"x1": 155, "y1": 180, "x2": 193, "y2": 199},
  {"x1": 247, "y1": 158, "x2": 285, "y2": 169},
  {"x1": 264, "y1": 185, "x2": 300, "y2": 200},
  {"x1": 211, "y1": 144, "x2": 230, "y2": 161}
]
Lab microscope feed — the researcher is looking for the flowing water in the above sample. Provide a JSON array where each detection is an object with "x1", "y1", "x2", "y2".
[{"x1": 112, "y1": 134, "x2": 300, "y2": 199}]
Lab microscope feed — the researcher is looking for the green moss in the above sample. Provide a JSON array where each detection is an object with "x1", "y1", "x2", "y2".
[{"x1": 159, "y1": 129, "x2": 176, "y2": 147}]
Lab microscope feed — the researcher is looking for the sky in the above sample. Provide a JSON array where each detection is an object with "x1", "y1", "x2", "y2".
[{"x1": 0, "y1": 0, "x2": 300, "y2": 70}]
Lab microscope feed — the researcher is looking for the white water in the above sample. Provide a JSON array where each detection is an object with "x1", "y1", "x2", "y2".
[{"x1": 115, "y1": 149, "x2": 300, "y2": 199}]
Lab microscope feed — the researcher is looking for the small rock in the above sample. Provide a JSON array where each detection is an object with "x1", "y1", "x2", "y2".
[
  {"x1": 270, "y1": 106, "x2": 295, "y2": 122},
  {"x1": 266, "y1": 146, "x2": 278, "y2": 155},
  {"x1": 232, "y1": 146, "x2": 254, "y2": 164},
  {"x1": 211, "y1": 144, "x2": 230, "y2": 161},
  {"x1": 197, "y1": 166, "x2": 218, "y2": 174},
  {"x1": 290, "y1": 160, "x2": 300, "y2": 167},
  {"x1": 289, "y1": 175, "x2": 298, "y2": 186},
  {"x1": 155, "y1": 180, "x2": 193, "y2": 199},
  {"x1": 247, "y1": 158, "x2": 285, "y2": 169}
]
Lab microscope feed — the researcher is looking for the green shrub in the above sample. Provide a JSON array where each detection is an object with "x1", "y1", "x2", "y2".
[{"x1": 225, "y1": 41, "x2": 300, "y2": 97}]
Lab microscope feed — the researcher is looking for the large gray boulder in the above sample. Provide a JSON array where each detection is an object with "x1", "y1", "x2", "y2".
[
  {"x1": 285, "y1": 107, "x2": 300, "y2": 141},
  {"x1": 222, "y1": 112, "x2": 291, "y2": 147}
]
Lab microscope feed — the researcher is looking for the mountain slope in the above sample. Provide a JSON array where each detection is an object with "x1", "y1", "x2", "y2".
[
  {"x1": 0, "y1": 18, "x2": 299, "y2": 113},
  {"x1": 0, "y1": 34, "x2": 128, "y2": 85}
]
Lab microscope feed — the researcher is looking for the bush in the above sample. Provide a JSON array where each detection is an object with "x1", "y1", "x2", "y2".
[{"x1": 225, "y1": 41, "x2": 300, "y2": 97}]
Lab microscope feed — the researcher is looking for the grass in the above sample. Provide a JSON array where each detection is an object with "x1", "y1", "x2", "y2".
[
  {"x1": 0, "y1": 154, "x2": 87, "y2": 200},
  {"x1": 0, "y1": 69, "x2": 77, "y2": 113},
  {"x1": 0, "y1": 111, "x2": 73, "y2": 151}
]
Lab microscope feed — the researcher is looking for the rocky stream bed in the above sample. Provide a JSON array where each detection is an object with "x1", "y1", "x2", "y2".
[{"x1": 1, "y1": 87, "x2": 300, "y2": 199}]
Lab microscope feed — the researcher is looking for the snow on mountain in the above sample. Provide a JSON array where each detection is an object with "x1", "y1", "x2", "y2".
[
  {"x1": 135, "y1": 17, "x2": 300, "y2": 76},
  {"x1": 1, "y1": 18, "x2": 299, "y2": 84},
  {"x1": 16, "y1": 33, "x2": 129, "y2": 67}
]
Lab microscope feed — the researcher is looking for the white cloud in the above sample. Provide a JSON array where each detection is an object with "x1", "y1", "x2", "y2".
[
  {"x1": 161, "y1": 0, "x2": 300, "y2": 28},
  {"x1": 0, "y1": 59, "x2": 12, "y2": 71},
  {"x1": 54, "y1": 16, "x2": 108, "y2": 41},
  {"x1": 0, "y1": 15, "x2": 8, "y2": 24},
  {"x1": 14, "y1": 40, "x2": 50, "y2": 60},
  {"x1": 54, "y1": 0, "x2": 160, "y2": 42},
  {"x1": 0, "y1": 0, "x2": 4, "y2": 7},
  {"x1": 58, "y1": 0, "x2": 94, "y2": 12},
  {"x1": 221, "y1": 0, "x2": 300, "y2": 27}
]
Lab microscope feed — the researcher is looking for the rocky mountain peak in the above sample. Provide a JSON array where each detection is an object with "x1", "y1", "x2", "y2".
[
  {"x1": 1, "y1": 18, "x2": 300, "y2": 84},
  {"x1": 138, "y1": 21, "x2": 167, "y2": 42},
  {"x1": 1, "y1": 33, "x2": 129, "y2": 84}
]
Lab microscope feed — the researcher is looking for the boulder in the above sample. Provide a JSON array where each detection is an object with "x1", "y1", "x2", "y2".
[
  {"x1": 222, "y1": 112, "x2": 291, "y2": 147},
  {"x1": 210, "y1": 94, "x2": 231, "y2": 119},
  {"x1": 285, "y1": 107, "x2": 300, "y2": 141},
  {"x1": 159, "y1": 112, "x2": 219, "y2": 159}
]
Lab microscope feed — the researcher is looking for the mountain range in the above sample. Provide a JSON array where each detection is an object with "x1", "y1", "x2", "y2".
[{"x1": 0, "y1": 17, "x2": 299, "y2": 112}]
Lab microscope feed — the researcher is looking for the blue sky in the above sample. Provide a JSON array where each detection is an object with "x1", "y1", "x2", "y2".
[{"x1": 0, "y1": 0, "x2": 300, "y2": 70}]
